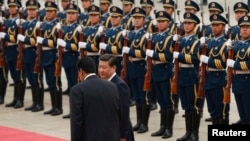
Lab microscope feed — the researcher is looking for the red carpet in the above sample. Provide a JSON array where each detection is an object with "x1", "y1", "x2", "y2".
[{"x1": 0, "y1": 126, "x2": 69, "y2": 141}]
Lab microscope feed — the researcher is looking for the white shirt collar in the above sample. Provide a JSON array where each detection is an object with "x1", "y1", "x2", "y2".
[
  {"x1": 107, "y1": 72, "x2": 116, "y2": 81},
  {"x1": 84, "y1": 73, "x2": 96, "y2": 80}
]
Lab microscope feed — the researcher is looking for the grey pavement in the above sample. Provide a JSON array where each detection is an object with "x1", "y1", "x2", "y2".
[{"x1": 0, "y1": 0, "x2": 244, "y2": 141}]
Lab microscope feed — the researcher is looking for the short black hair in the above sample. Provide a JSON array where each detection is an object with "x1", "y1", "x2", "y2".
[
  {"x1": 77, "y1": 57, "x2": 96, "y2": 73},
  {"x1": 99, "y1": 54, "x2": 118, "y2": 67}
]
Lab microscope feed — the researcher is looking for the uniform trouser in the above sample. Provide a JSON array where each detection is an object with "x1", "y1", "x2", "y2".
[
  {"x1": 43, "y1": 64, "x2": 57, "y2": 90},
  {"x1": 88, "y1": 55, "x2": 99, "y2": 73},
  {"x1": 153, "y1": 79, "x2": 172, "y2": 110},
  {"x1": 0, "y1": 66, "x2": 8, "y2": 101},
  {"x1": 24, "y1": 61, "x2": 42, "y2": 87},
  {"x1": 234, "y1": 92, "x2": 250, "y2": 124},
  {"x1": 116, "y1": 57, "x2": 123, "y2": 76},
  {"x1": 178, "y1": 85, "x2": 199, "y2": 113},
  {"x1": 205, "y1": 88, "x2": 229, "y2": 120},
  {"x1": 129, "y1": 76, "x2": 147, "y2": 104},
  {"x1": 7, "y1": 60, "x2": 25, "y2": 83},
  {"x1": 64, "y1": 67, "x2": 77, "y2": 91}
]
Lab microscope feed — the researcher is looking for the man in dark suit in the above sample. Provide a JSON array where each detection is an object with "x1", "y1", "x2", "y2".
[
  {"x1": 70, "y1": 57, "x2": 120, "y2": 141},
  {"x1": 98, "y1": 54, "x2": 135, "y2": 141}
]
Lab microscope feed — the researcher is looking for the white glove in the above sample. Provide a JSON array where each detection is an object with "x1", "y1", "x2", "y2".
[
  {"x1": 0, "y1": 17, "x2": 4, "y2": 24},
  {"x1": 122, "y1": 46, "x2": 130, "y2": 54},
  {"x1": 200, "y1": 55, "x2": 209, "y2": 64},
  {"x1": 173, "y1": 51, "x2": 179, "y2": 59},
  {"x1": 152, "y1": 19, "x2": 157, "y2": 26},
  {"x1": 78, "y1": 41, "x2": 87, "y2": 48},
  {"x1": 226, "y1": 39, "x2": 232, "y2": 47},
  {"x1": 56, "y1": 22, "x2": 61, "y2": 30},
  {"x1": 98, "y1": 25, "x2": 104, "y2": 33},
  {"x1": 35, "y1": 21, "x2": 41, "y2": 28},
  {"x1": 76, "y1": 25, "x2": 83, "y2": 32},
  {"x1": 57, "y1": 38, "x2": 66, "y2": 47},
  {"x1": 0, "y1": 32, "x2": 6, "y2": 39},
  {"x1": 15, "y1": 19, "x2": 26, "y2": 25},
  {"x1": 99, "y1": 42, "x2": 107, "y2": 50},
  {"x1": 173, "y1": 34, "x2": 179, "y2": 41},
  {"x1": 146, "y1": 49, "x2": 154, "y2": 57},
  {"x1": 227, "y1": 59, "x2": 235, "y2": 68},
  {"x1": 200, "y1": 37, "x2": 206, "y2": 45},
  {"x1": 122, "y1": 29, "x2": 127, "y2": 37},
  {"x1": 176, "y1": 20, "x2": 181, "y2": 27},
  {"x1": 36, "y1": 36, "x2": 44, "y2": 44},
  {"x1": 17, "y1": 34, "x2": 25, "y2": 42},
  {"x1": 1, "y1": 5, "x2": 5, "y2": 11},
  {"x1": 145, "y1": 32, "x2": 152, "y2": 39},
  {"x1": 225, "y1": 24, "x2": 229, "y2": 34}
]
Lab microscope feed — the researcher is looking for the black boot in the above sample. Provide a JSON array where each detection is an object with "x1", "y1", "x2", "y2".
[
  {"x1": 14, "y1": 81, "x2": 26, "y2": 108},
  {"x1": 187, "y1": 113, "x2": 201, "y2": 141},
  {"x1": 137, "y1": 104, "x2": 150, "y2": 133},
  {"x1": 51, "y1": 89, "x2": 63, "y2": 116},
  {"x1": 62, "y1": 88, "x2": 70, "y2": 95},
  {"x1": 24, "y1": 87, "x2": 37, "y2": 111},
  {"x1": 162, "y1": 109, "x2": 175, "y2": 138},
  {"x1": 5, "y1": 83, "x2": 18, "y2": 107},
  {"x1": 151, "y1": 109, "x2": 167, "y2": 136},
  {"x1": 212, "y1": 118, "x2": 220, "y2": 125},
  {"x1": 220, "y1": 117, "x2": 229, "y2": 125},
  {"x1": 0, "y1": 80, "x2": 7, "y2": 105},
  {"x1": 133, "y1": 104, "x2": 142, "y2": 131},
  {"x1": 44, "y1": 89, "x2": 55, "y2": 115},
  {"x1": 177, "y1": 111, "x2": 192, "y2": 141},
  {"x1": 32, "y1": 86, "x2": 44, "y2": 112},
  {"x1": 173, "y1": 94, "x2": 179, "y2": 114},
  {"x1": 62, "y1": 113, "x2": 70, "y2": 119}
]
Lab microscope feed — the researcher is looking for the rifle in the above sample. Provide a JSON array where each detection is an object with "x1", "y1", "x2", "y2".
[
  {"x1": 224, "y1": 30, "x2": 233, "y2": 104},
  {"x1": 55, "y1": 27, "x2": 63, "y2": 77},
  {"x1": 34, "y1": 10, "x2": 42, "y2": 74},
  {"x1": 16, "y1": 8, "x2": 24, "y2": 70},
  {"x1": 120, "y1": 31, "x2": 128, "y2": 82},
  {"x1": 197, "y1": 32, "x2": 206, "y2": 98},
  {"x1": 0, "y1": 7, "x2": 6, "y2": 68},
  {"x1": 170, "y1": 1, "x2": 180, "y2": 94},
  {"x1": 143, "y1": 34, "x2": 152, "y2": 92},
  {"x1": 79, "y1": 31, "x2": 85, "y2": 58}
]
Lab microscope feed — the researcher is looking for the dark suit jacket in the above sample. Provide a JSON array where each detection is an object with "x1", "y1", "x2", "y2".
[
  {"x1": 111, "y1": 75, "x2": 135, "y2": 141},
  {"x1": 70, "y1": 75, "x2": 120, "y2": 141}
]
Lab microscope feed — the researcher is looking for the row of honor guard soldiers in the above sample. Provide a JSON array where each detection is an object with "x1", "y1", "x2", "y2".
[{"x1": 1, "y1": 0, "x2": 250, "y2": 140}]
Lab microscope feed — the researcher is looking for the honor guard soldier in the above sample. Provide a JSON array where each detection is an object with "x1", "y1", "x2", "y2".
[
  {"x1": 145, "y1": 11, "x2": 175, "y2": 138},
  {"x1": 78, "y1": 4, "x2": 102, "y2": 71},
  {"x1": 79, "y1": 0, "x2": 92, "y2": 26},
  {"x1": 173, "y1": 12, "x2": 201, "y2": 141},
  {"x1": 204, "y1": 1, "x2": 224, "y2": 39},
  {"x1": 231, "y1": 2, "x2": 249, "y2": 41},
  {"x1": 140, "y1": 0, "x2": 157, "y2": 33},
  {"x1": 17, "y1": 0, "x2": 44, "y2": 112},
  {"x1": 202, "y1": 1, "x2": 224, "y2": 123},
  {"x1": 0, "y1": 0, "x2": 27, "y2": 108},
  {"x1": 200, "y1": 14, "x2": 229, "y2": 125},
  {"x1": 0, "y1": 0, "x2": 7, "y2": 105},
  {"x1": 121, "y1": 0, "x2": 134, "y2": 31},
  {"x1": 36, "y1": 1, "x2": 63, "y2": 116},
  {"x1": 227, "y1": 15, "x2": 250, "y2": 125},
  {"x1": 99, "y1": 6, "x2": 124, "y2": 76},
  {"x1": 58, "y1": 0, "x2": 71, "y2": 26},
  {"x1": 162, "y1": 0, "x2": 176, "y2": 35},
  {"x1": 57, "y1": 2, "x2": 82, "y2": 119},
  {"x1": 100, "y1": 0, "x2": 112, "y2": 28},
  {"x1": 122, "y1": 7, "x2": 150, "y2": 133}
]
